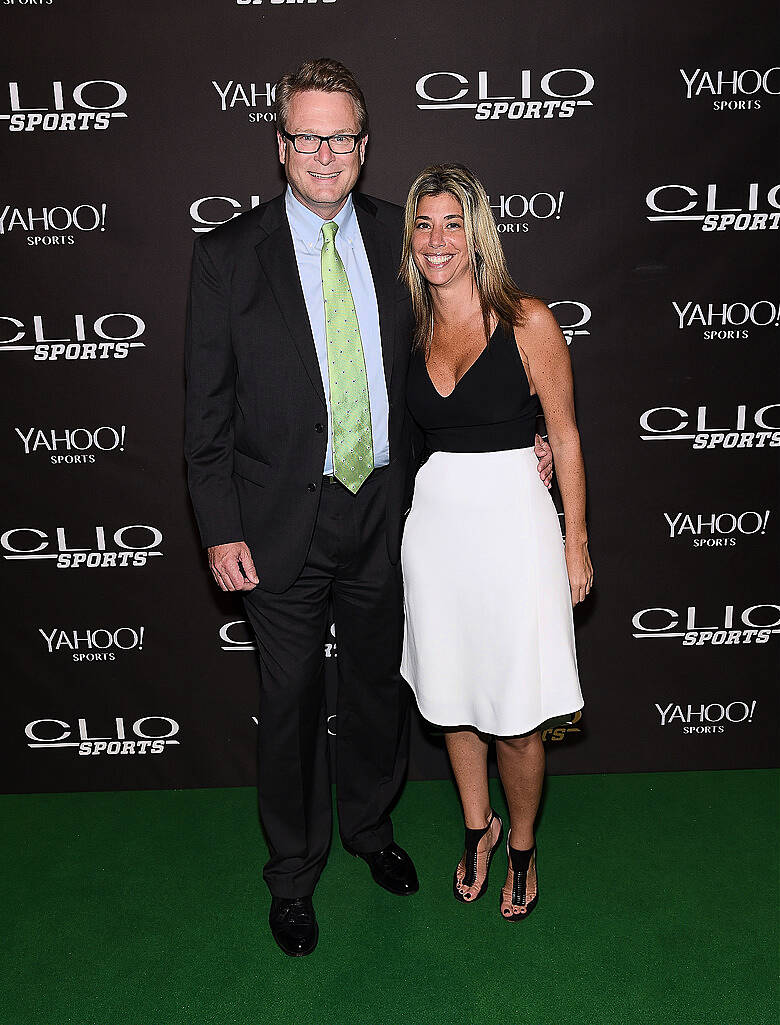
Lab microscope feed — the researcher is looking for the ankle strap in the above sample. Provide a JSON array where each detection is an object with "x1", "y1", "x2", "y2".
[
  {"x1": 464, "y1": 810, "x2": 496, "y2": 851},
  {"x1": 507, "y1": 842, "x2": 535, "y2": 871}
]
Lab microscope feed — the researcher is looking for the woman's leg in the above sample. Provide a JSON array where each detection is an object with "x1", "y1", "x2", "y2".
[
  {"x1": 496, "y1": 731, "x2": 545, "y2": 915},
  {"x1": 445, "y1": 728, "x2": 502, "y2": 900}
]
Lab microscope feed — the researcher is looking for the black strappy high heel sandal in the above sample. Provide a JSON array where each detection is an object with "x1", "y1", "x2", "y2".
[
  {"x1": 500, "y1": 834, "x2": 539, "y2": 921},
  {"x1": 453, "y1": 810, "x2": 503, "y2": 903}
]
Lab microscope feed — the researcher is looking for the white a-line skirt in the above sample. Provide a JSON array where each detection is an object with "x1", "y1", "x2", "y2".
[{"x1": 400, "y1": 448, "x2": 583, "y2": 737}]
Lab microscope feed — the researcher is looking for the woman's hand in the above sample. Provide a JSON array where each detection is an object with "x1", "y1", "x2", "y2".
[{"x1": 565, "y1": 538, "x2": 593, "y2": 606}]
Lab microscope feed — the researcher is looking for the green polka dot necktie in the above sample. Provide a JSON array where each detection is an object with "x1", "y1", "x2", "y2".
[{"x1": 321, "y1": 221, "x2": 374, "y2": 493}]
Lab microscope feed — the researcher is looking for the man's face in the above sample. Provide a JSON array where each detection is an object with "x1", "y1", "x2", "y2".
[{"x1": 277, "y1": 90, "x2": 367, "y2": 219}]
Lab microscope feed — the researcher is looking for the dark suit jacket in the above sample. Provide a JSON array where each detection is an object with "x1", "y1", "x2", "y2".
[{"x1": 184, "y1": 191, "x2": 418, "y2": 593}]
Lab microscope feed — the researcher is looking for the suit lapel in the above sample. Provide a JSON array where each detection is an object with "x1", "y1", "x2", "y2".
[
  {"x1": 355, "y1": 198, "x2": 397, "y2": 390},
  {"x1": 254, "y1": 199, "x2": 326, "y2": 408}
]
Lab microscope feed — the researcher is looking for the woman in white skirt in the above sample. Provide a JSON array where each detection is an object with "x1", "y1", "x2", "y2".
[{"x1": 399, "y1": 165, "x2": 592, "y2": 920}]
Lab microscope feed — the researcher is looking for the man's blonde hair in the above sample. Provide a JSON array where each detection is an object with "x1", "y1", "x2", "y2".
[{"x1": 275, "y1": 58, "x2": 368, "y2": 135}]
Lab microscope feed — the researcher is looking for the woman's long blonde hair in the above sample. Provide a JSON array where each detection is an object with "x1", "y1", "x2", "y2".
[{"x1": 400, "y1": 163, "x2": 530, "y2": 352}]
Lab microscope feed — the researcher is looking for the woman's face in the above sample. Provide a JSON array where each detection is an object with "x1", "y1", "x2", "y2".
[{"x1": 411, "y1": 193, "x2": 471, "y2": 289}]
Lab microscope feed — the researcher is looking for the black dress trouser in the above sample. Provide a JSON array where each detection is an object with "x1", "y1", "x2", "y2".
[{"x1": 242, "y1": 467, "x2": 411, "y2": 898}]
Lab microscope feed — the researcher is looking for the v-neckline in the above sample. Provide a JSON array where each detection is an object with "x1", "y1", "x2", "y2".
[{"x1": 425, "y1": 322, "x2": 499, "y2": 400}]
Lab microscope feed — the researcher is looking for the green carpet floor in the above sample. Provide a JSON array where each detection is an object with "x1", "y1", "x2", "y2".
[{"x1": 3, "y1": 771, "x2": 778, "y2": 1025}]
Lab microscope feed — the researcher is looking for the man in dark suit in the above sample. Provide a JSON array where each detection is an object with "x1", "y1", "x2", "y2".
[
  {"x1": 185, "y1": 58, "x2": 551, "y2": 956},
  {"x1": 185, "y1": 59, "x2": 421, "y2": 957}
]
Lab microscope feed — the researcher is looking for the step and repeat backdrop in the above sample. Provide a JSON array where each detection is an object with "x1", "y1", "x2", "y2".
[{"x1": 2, "y1": 0, "x2": 777, "y2": 793}]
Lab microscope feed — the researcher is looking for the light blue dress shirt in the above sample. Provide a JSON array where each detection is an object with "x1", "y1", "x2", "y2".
[{"x1": 285, "y1": 187, "x2": 390, "y2": 475}]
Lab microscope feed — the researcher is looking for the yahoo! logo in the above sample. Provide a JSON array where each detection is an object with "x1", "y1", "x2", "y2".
[
  {"x1": 663, "y1": 510, "x2": 771, "y2": 548},
  {"x1": 488, "y1": 191, "x2": 565, "y2": 233},
  {"x1": 14, "y1": 425, "x2": 127, "y2": 464},
  {"x1": 38, "y1": 626, "x2": 145, "y2": 661},
  {"x1": 680, "y1": 67, "x2": 779, "y2": 111},
  {"x1": 211, "y1": 80, "x2": 276, "y2": 123},
  {"x1": 0, "y1": 203, "x2": 108, "y2": 246},
  {"x1": 655, "y1": 700, "x2": 757, "y2": 735},
  {"x1": 672, "y1": 299, "x2": 780, "y2": 340}
]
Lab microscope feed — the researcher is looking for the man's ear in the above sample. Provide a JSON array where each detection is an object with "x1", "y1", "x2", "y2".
[
  {"x1": 359, "y1": 134, "x2": 368, "y2": 165},
  {"x1": 277, "y1": 131, "x2": 287, "y2": 165}
]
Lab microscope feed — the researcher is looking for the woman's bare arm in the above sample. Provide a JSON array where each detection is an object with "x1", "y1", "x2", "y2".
[{"x1": 514, "y1": 299, "x2": 593, "y2": 604}]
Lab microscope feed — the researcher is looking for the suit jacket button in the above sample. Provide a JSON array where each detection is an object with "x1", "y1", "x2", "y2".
[
  {"x1": 307, "y1": 482, "x2": 317, "y2": 492},
  {"x1": 314, "y1": 422, "x2": 324, "y2": 433}
]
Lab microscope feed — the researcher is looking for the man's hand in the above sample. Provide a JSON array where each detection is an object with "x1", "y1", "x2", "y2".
[
  {"x1": 208, "y1": 541, "x2": 259, "y2": 592},
  {"x1": 534, "y1": 433, "x2": 553, "y2": 489}
]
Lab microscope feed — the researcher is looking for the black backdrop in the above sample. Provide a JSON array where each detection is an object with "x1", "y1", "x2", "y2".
[{"x1": 3, "y1": 0, "x2": 778, "y2": 793}]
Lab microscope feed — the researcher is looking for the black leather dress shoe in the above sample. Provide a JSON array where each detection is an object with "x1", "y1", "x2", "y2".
[
  {"x1": 268, "y1": 896, "x2": 318, "y2": 957},
  {"x1": 352, "y1": 842, "x2": 419, "y2": 896}
]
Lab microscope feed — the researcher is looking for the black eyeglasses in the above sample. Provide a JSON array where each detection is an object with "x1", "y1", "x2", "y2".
[{"x1": 281, "y1": 130, "x2": 362, "y2": 155}]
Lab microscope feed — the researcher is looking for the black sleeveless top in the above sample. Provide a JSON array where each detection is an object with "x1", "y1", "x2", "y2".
[{"x1": 406, "y1": 321, "x2": 540, "y2": 453}]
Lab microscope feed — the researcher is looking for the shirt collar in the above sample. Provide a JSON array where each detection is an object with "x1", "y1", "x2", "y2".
[{"x1": 285, "y1": 187, "x2": 357, "y2": 250}]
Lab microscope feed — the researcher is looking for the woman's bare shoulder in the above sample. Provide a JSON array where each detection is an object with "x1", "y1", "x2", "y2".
[{"x1": 516, "y1": 297, "x2": 558, "y2": 334}]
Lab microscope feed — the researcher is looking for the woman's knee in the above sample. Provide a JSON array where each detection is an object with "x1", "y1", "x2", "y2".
[{"x1": 497, "y1": 731, "x2": 541, "y2": 754}]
